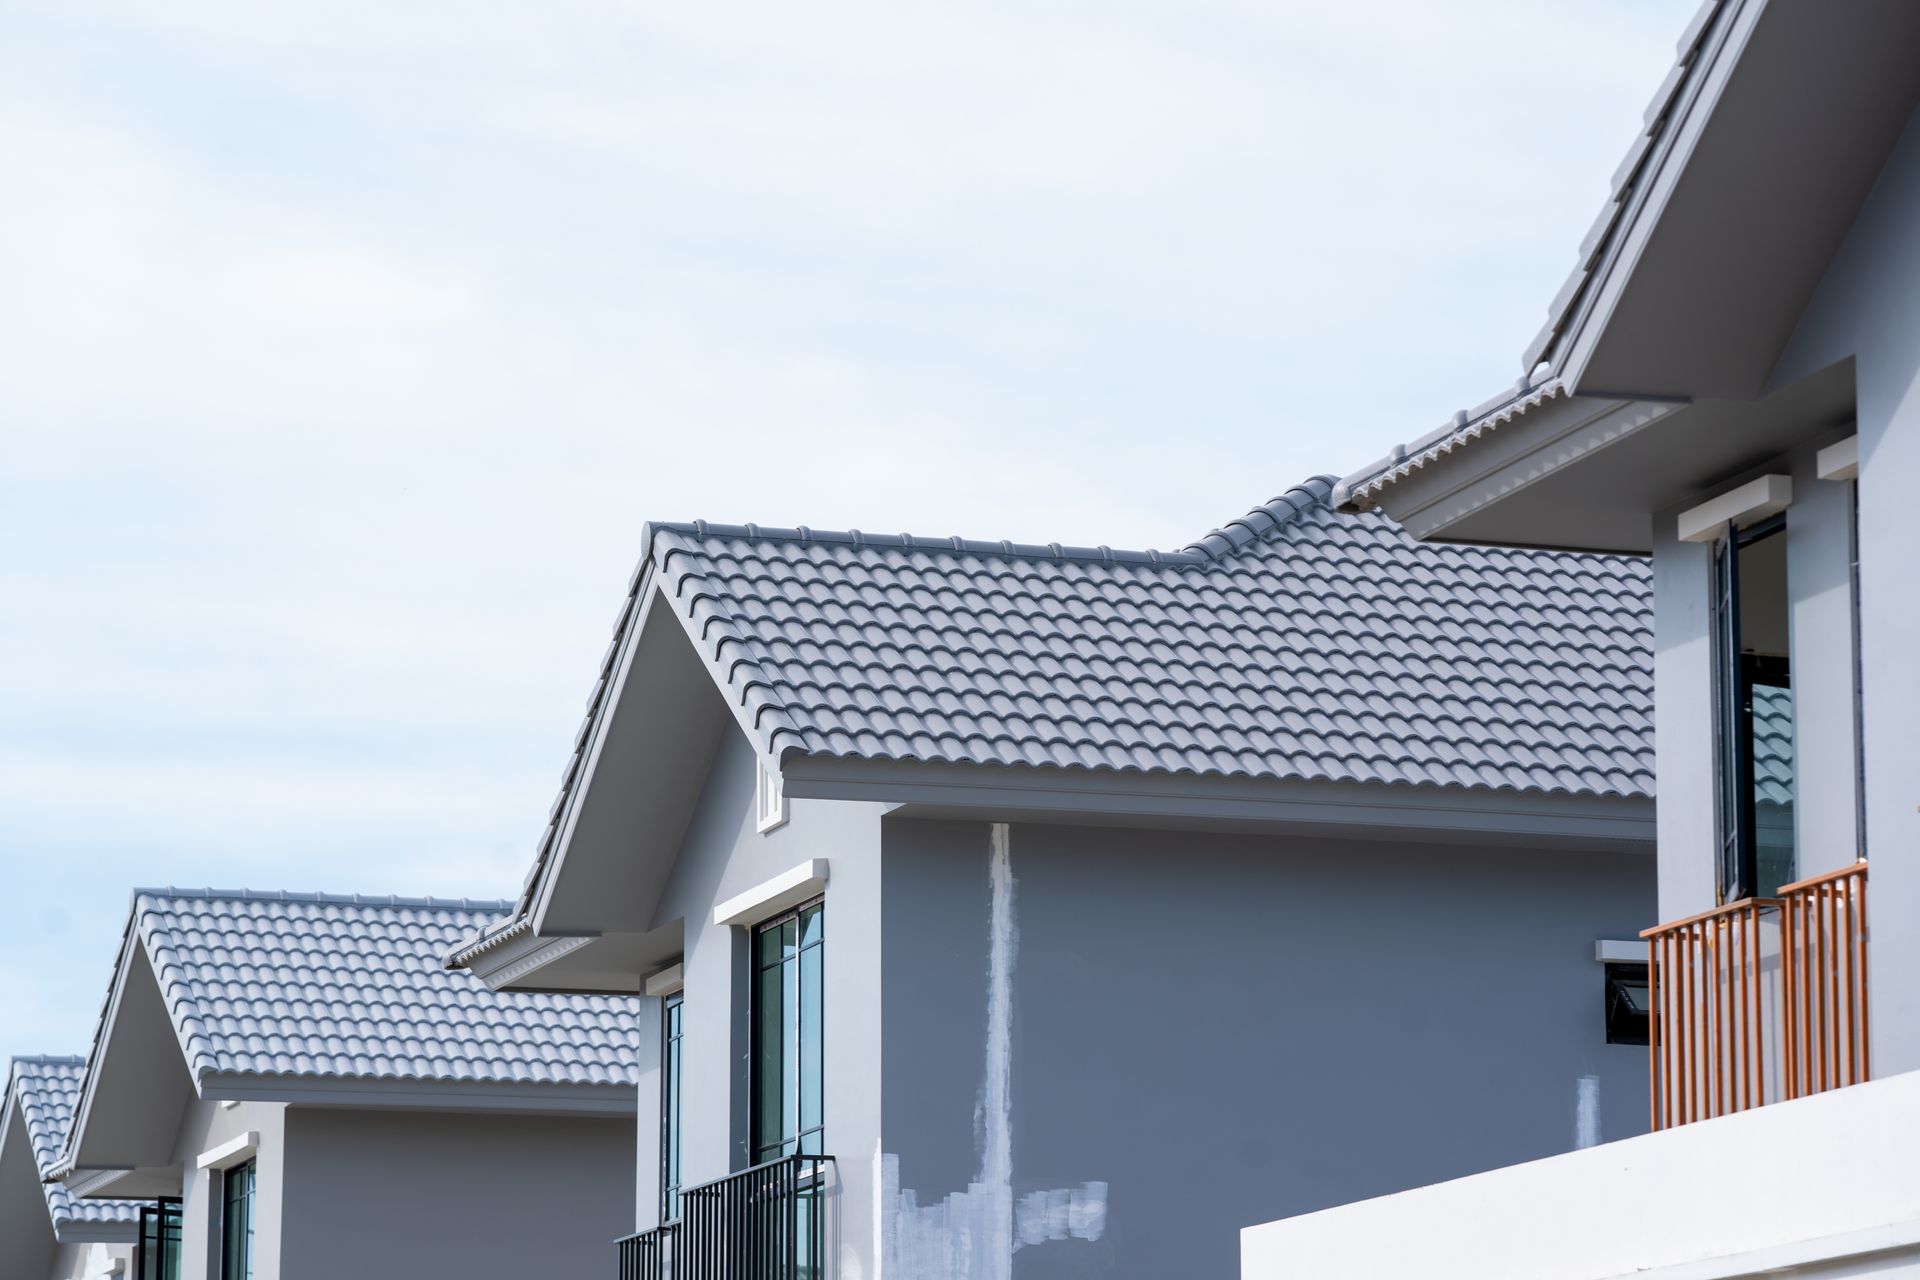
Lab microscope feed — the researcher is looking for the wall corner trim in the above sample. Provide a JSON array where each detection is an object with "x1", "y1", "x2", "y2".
[
  {"x1": 1815, "y1": 435, "x2": 1859, "y2": 482},
  {"x1": 195, "y1": 1131, "x2": 259, "y2": 1171},
  {"x1": 1676, "y1": 474, "x2": 1792, "y2": 542},
  {"x1": 713, "y1": 859, "x2": 829, "y2": 927},
  {"x1": 1595, "y1": 939, "x2": 1645, "y2": 964},
  {"x1": 643, "y1": 963, "x2": 685, "y2": 998}
]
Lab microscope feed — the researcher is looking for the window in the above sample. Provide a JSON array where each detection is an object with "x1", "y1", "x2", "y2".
[
  {"x1": 1714, "y1": 515, "x2": 1795, "y2": 901},
  {"x1": 752, "y1": 898, "x2": 823, "y2": 1164},
  {"x1": 135, "y1": 1198, "x2": 182, "y2": 1280},
  {"x1": 662, "y1": 992, "x2": 684, "y2": 1222},
  {"x1": 1605, "y1": 963, "x2": 1650, "y2": 1045},
  {"x1": 221, "y1": 1161, "x2": 255, "y2": 1280}
]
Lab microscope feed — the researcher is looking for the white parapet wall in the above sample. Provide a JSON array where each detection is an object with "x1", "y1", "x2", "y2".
[{"x1": 1242, "y1": 1069, "x2": 1920, "y2": 1280}]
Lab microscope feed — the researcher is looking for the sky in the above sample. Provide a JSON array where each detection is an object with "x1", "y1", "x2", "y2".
[{"x1": 0, "y1": 0, "x2": 1694, "y2": 1068}]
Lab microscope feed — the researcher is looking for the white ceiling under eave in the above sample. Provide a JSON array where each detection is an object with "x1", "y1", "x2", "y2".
[{"x1": 1368, "y1": 362, "x2": 1856, "y2": 553}]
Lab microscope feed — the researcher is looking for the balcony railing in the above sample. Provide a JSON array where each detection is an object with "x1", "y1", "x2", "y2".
[
  {"x1": 1644, "y1": 861, "x2": 1868, "y2": 1130},
  {"x1": 618, "y1": 1154, "x2": 832, "y2": 1280},
  {"x1": 1781, "y1": 862, "x2": 1870, "y2": 1099}
]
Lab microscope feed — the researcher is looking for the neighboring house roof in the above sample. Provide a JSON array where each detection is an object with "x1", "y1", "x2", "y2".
[
  {"x1": 2, "y1": 1057, "x2": 141, "y2": 1236},
  {"x1": 59, "y1": 890, "x2": 638, "y2": 1175},
  {"x1": 455, "y1": 475, "x2": 1655, "y2": 968}
]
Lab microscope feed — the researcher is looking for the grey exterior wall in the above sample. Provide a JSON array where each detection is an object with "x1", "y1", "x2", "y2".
[
  {"x1": 878, "y1": 818, "x2": 1654, "y2": 1280},
  {"x1": 277, "y1": 1107, "x2": 634, "y2": 1279},
  {"x1": 107, "y1": 1094, "x2": 631, "y2": 1279},
  {"x1": 1760, "y1": 102, "x2": 1920, "y2": 1073},
  {"x1": 635, "y1": 727, "x2": 887, "y2": 1278}
]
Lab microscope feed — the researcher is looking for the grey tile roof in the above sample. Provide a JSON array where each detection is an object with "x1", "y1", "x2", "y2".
[
  {"x1": 112, "y1": 890, "x2": 638, "y2": 1090},
  {"x1": 1336, "y1": 0, "x2": 1730, "y2": 511},
  {"x1": 4, "y1": 1057, "x2": 142, "y2": 1230},
  {"x1": 461, "y1": 475, "x2": 1654, "y2": 963}
]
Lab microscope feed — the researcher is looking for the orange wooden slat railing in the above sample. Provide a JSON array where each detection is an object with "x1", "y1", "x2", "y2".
[
  {"x1": 1780, "y1": 861, "x2": 1869, "y2": 1100},
  {"x1": 1643, "y1": 897, "x2": 1779, "y2": 1131}
]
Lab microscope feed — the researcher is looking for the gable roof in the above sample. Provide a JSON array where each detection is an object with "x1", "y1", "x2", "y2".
[
  {"x1": 1337, "y1": 0, "x2": 1920, "y2": 524},
  {"x1": 454, "y1": 475, "x2": 1655, "y2": 971},
  {"x1": 60, "y1": 889, "x2": 638, "y2": 1174},
  {"x1": 2, "y1": 1058, "x2": 140, "y2": 1237}
]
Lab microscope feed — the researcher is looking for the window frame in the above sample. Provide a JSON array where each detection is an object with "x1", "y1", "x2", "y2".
[
  {"x1": 134, "y1": 1197, "x2": 183, "y2": 1280},
  {"x1": 661, "y1": 990, "x2": 684, "y2": 1223},
  {"x1": 220, "y1": 1159, "x2": 255, "y2": 1280},
  {"x1": 1713, "y1": 513, "x2": 1793, "y2": 903},
  {"x1": 749, "y1": 895, "x2": 824, "y2": 1167}
]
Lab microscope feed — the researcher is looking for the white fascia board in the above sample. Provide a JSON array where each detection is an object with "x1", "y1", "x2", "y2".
[
  {"x1": 195, "y1": 1131, "x2": 258, "y2": 1171},
  {"x1": 1816, "y1": 435, "x2": 1859, "y2": 481},
  {"x1": 1677, "y1": 474, "x2": 1792, "y2": 542},
  {"x1": 467, "y1": 931, "x2": 595, "y2": 992},
  {"x1": 1595, "y1": 939, "x2": 1645, "y2": 964},
  {"x1": 643, "y1": 963, "x2": 684, "y2": 998},
  {"x1": 714, "y1": 860, "x2": 829, "y2": 928}
]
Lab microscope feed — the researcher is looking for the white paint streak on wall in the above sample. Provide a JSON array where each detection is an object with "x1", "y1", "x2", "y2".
[
  {"x1": 1575, "y1": 1074, "x2": 1601, "y2": 1149},
  {"x1": 876, "y1": 823, "x2": 1108, "y2": 1280}
]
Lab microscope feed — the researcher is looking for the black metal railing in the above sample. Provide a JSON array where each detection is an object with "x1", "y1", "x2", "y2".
[{"x1": 618, "y1": 1154, "x2": 832, "y2": 1280}]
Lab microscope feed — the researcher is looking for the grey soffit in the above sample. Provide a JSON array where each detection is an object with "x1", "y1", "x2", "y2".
[
  {"x1": 106, "y1": 890, "x2": 638, "y2": 1089},
  {"x1": 4, "y1": 1057, "x2": 142, "y2": 1229},
  {"x1": 1334, "y1": 0, "x2": 1728, "y2": 512},
  {"x1": 454, "y1": 475, "x2": 1654, "y2": 965}
]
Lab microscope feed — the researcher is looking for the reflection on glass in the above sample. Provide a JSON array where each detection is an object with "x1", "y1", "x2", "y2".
[{"x1": 1751, "y1": 681, "x2": 1795, "y2": 895}]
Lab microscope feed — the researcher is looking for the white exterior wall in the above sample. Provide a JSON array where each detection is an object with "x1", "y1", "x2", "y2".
[
  {"x1": 1647, "y1": 426, "x2": 1862, "y2": 921},
  {"x1": 46, "y1": 1242, "x2": 134, "y2": 1280},
  {"x1": 1772, "y1": 102, "x2": 1920, "y2": 1074},
  {"x1": 1241, "y1": 1069, "x2": 1920, "y2": 1280},
  {"x1": 637, "y1": 728, "x2": 887, "y2": 1280},
  {"x1": 170, "y1": 1098, "x2": 287, "y2": 1280}
]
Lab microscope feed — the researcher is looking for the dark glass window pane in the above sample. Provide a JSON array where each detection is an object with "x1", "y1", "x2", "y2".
[
  {"x1": 756, "y1": 962, "x2": 785, "y2": 1159},
  {"x1": 799, "y1": 942, "x2": 822, "y2": 1135},
  {"x1": 800, "y1": 902, "x2": 823, "y2": 948},
  {"x1": 758, "y1": 921, "x2": 784, "y2": 968}
]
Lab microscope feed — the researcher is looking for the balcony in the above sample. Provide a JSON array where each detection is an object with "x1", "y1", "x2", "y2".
[
  {"x1": 1643, "y1": 861, "x2": 1868, "y2": 1129},
  {"x1": 618, "y1": 1154, "x2": 832, "y2": 1280}
]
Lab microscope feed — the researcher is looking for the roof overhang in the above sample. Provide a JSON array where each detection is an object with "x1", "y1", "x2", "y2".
[
  {"x1": 1556, "y1": 0, "x2": 1920, "y2": 402},
  {"x1": 1344, "y1": 362, "x2": 1855, "y2": 552},
  {"x1": 788, "y1": 758, "x2": 1654, "y2": 853}
]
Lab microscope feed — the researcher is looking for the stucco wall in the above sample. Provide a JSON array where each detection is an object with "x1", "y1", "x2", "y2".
[
  {"x1": 1768, "y1": 102, "x2": 1920, "y2": 1074},
  {"x1": 879, "y1": 817, "x2": 1655, "y2": 1280},
  {"x1": 46, "y1": 1241, "x2": 134, "y2": 1280},
  {"x1": 639, "y1": 727, "x2": 887, "y2": 1280},
  {"x1": 276, "y1": 1107, "x2": 634, "y2": 1280}
]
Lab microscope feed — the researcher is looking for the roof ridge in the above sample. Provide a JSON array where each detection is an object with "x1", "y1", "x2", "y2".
[
  {"x1": 7, "y1": 1055, "x2": 84, "y2": 1068},
  {"x1": 130, "y1": 887, "x2": 515, "y2": 912},
  {"x1": 643, "y1": 473, "x2": 1345, "y2": 569}
]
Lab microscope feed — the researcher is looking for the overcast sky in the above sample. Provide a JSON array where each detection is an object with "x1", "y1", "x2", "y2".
[{"x1": 0, "y1": 0, "x2": 1692, "y2": 1067}]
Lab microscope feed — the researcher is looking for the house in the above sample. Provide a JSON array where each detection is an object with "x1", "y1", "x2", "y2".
[
  {"x1": 1, "y1": 1056, "x2": 141, "y2": 1280},
  {"x1": 48, "y1": 888, "x2": 640, "y2": 1280},
  {"x1": 1243, "y1": 1, "x2": 1920, "y2": 1276},
  {"x1": 448, "y1": 474, "x2": 1661, "y2": 1278}
]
